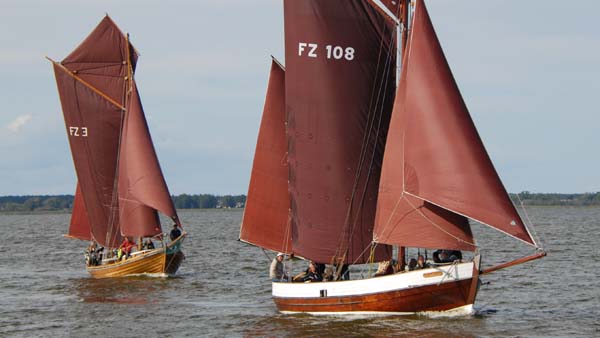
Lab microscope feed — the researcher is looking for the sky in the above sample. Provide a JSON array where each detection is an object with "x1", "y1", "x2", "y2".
[{"x1": 0, "y1": 0, "x2": 598, "y2": 196}]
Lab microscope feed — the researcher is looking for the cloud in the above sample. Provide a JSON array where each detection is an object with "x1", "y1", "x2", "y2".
[{"x1": 5, "y1": 114, "x2": 32, "y2": 133}]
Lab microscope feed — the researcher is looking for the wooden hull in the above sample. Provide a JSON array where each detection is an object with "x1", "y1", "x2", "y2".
[
  {"x1": 273, "y1": 256, "x2": 480, "y2": 315},
  {"x1": 165, "y1": 251, "x2": 185, "y2": 275},
  {"x1": 87, "y1": 234, "x2": 186, "y2": 278}
]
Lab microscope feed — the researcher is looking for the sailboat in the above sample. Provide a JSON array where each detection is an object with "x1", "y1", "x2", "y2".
[
  {"x1": 240, "y1": 0, "x2": 545, "y2": 315},
  {"x1": 48, "y1": 16, "x2": 186, "y2": 278}
]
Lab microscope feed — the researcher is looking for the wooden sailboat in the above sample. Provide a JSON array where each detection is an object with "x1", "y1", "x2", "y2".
[
  {"x1": 48, "y1": 16, "x2": 186, "y2": 278},
  {"x1": 240, "y1": 0, "x2": 545, "y2": 315}
]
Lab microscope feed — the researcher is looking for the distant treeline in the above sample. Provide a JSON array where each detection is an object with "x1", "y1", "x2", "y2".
[
  {"x1": 0, "y1": 194, "x2": 246, "y2": 212},
  {"x1": 1, "y1": 192, "x2": 599, "y2": 212},
  {"x1": 510, "y1": 192, "x2": 600, "y2": 206}
]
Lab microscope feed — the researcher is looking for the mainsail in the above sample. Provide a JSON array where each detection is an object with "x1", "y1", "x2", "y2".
[
  {"x1": 52, "y1": 59, "x2": 124, "y2": 247},
  {"x1": 51, "y1": 15, "x2": 177, "y2": 247},
  {"x1": 284, "y1": 0, "x2": 397, "y2": 264},
  {"x1": 374, "y1": 0, "x2": 536, "y2": 248},
  {"x1": 239, "y1": 59, "x2": 292, "y2": 253}
]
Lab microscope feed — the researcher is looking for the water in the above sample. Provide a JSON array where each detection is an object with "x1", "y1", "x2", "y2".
[{"x1": 0, "y1": 207, "x2": 597, "y2": 337}]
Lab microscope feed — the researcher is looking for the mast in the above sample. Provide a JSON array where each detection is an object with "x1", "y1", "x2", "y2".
[
  {"x1": 401, "y1": 0, "x2": 410, "y2": 53},
  {"x1": 394, "y1": 0, "x2": 411, "y2": 271}
]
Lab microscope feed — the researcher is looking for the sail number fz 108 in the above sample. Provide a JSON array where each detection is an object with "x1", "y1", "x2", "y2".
[{"x1": 298, "y1": 42, "x2": 355, "y2": 61}]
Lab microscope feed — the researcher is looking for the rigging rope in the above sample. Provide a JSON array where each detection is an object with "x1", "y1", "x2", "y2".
[
  {"x1": 404, "y1": 195, "x2": 478, "y2": 248},
  {"x1": 516, "y1": 192, "x2": 544, "y2": 249},
  {"x1": 334, "y1": 15, "x2": 398, "y2": 267}
]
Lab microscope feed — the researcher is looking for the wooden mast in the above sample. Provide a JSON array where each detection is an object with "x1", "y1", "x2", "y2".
[
  {"x1": 396, "y1": 0, "x2": 411, "y2": 272},
  {"x1": 401, "y1": 0, "x2": 410, "y2": 52}
]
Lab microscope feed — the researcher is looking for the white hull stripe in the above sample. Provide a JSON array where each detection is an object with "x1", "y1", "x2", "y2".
[{"x1": 273, "y1": 262, "x2": 474, "y2": 298}]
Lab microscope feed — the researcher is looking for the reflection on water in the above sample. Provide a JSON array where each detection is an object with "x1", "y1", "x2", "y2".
[
  {"x1": 245, "y1": 313, "x2": 481, "y2": 338},
  {"x1": 0, "y1": 208, "x2": 597, "y2": 337},
  {"x1": 71, "y1": 277, "x2": 173, "y2": 304}
]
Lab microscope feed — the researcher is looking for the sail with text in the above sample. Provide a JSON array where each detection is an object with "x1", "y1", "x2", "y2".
[
  {"x1": 373, "y1": 0, "x2": 537, "y2": 250},
  {"x1": 285, "y1": 0, "x2": 397, "y2": 264},
  {"x1": 51, "y1": 15, "x2": 179, "y2": 247},
  {"x1": 51, "y1": 16, "x2": 131, "y2": 247},
  {"x1": 241, "y1": 0, "x2": 399, "y2": 264}
]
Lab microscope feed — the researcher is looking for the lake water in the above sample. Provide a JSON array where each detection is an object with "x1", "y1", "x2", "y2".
[{"x1": 0, "y1": 207, "x2": 598, "y2": 337}]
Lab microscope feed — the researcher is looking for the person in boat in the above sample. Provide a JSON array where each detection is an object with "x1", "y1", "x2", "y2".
[
  {"x1": 433, "y1": 249, "x2": 462, "y2": 263},
  {"x1": 374, "y1": 260, "x2": 394, "y2": 277},
  {"x1": 86, "y1": 241, "x2": 96, "y2": 266},
  {"x1": 119, "y1": 237, "x2": 136, "y2": 260},
  {"x1": 323, "y1": 266, "x2": 334, "y2": 281},
  {"x1": 170, "y1": 223, "x2": 182, "y2": 241},
  {"x1": 416, "y1": 254, "x2": 428, "y2": 270},
  {"x1": 143, "y1": 239, "x2": 155, "y2": 250},
  {"x1": 294, "y1": 261, "x2": 322, "y2": 283},
  {"x1": 270, "y1": 252, "x2": 288, "y2": 282},
  {"x1": 406, "y1": 258, "x2": 418, "y2": 271},
  {"x1": 315, "y1": 263, "x2": 326, "y2": 276},
  {"x1": 87, "y1": 241, "x2": 101, "y2": 266}
]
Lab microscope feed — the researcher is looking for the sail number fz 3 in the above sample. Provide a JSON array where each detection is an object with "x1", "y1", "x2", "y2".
[
  {"x1": 298, "y1": 42, "x2": 355, "y2": 61},
  {"x1": 69, "y1": 126, "x2": 88, "y2": 137}
]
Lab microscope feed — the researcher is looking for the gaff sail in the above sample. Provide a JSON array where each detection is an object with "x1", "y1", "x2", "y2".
[
  {"x1": 51, "y1": 15, "x2": 178, "y2": 247},
  {"x1": 284, "y1": 0, "x2": 397, "y2": 264},
  {"x1": 52, "y1": 59, "x2": 124, "y2": 248}
]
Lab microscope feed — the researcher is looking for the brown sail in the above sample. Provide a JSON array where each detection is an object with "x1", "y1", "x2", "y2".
[
  {"x1": 67, "y1": 183, "x2": 92, "y2": 241},
  {"x1": 61, "y1": 15, "x2": 137, "y2": 105},
  {"x1": 51, "y1": 15, "x2": 187, "y2": 278},
  {"x1": 51, "y1": 15, "x2": 137, "y2": 247},
  {"x1": 240, "y1": 59, "x2": 292, "y2": 253},
  {"x1": 284, "y1": 0, "x2": 397, "y2": 264},
  {"x1": 118, "y1": 81, "x2": 177, "y2": 237},
  {"x1": 52, "y1": 62, "x2": 123, "y2": 248},
  {"x1": 376, "y1": 0, "x2": 535, "y2": 247},
  {"x1": 374, "y1": 14, "x2": 475, "y2": 251}
]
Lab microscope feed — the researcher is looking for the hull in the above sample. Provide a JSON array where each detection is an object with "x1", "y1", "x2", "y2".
[
  {"x1": 273, "y1": 256, "x2": 480, "y2": 315},
  {"x1": 87, "y1": 234, "x2": 186, "y2": 278}
]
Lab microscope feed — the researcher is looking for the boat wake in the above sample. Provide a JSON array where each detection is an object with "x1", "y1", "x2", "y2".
[
  {"x1": 280, "y1": 304, "x2": 475, "y2": 319},
  {"x1": 126, "y1": 272, "x2": 170, "y2": 278},
  {"x1": 417, "y1": 305, "x2": 475, "y2": 318}
]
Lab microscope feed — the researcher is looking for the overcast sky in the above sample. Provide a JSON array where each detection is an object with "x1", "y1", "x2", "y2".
[{"x1": 0, "y1": 0, "x2": 598, "y2": 195}]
